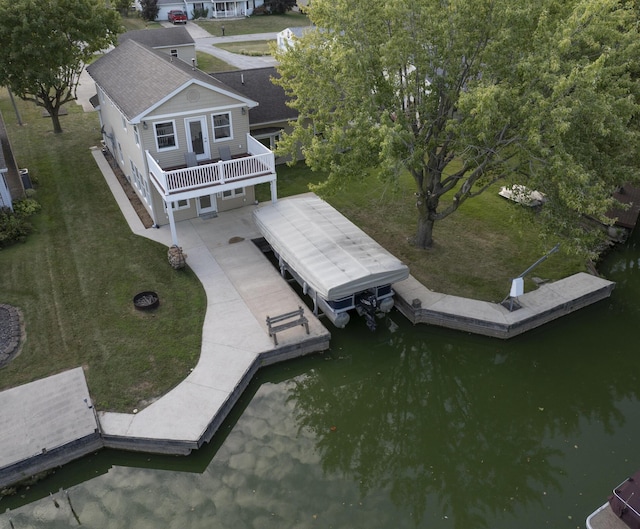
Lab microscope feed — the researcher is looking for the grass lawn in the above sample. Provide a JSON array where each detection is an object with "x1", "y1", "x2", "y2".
[
  {"x1": 119, "y1": 14, "x2": 163, "y2": 32},
  {"x1": 196, "y1": 51, "x2": 237, "y2": 73},
  {"x1": 0, "y1": 91, "x2": 206, "y2": 413},
  {"x1": 196, "y1": 12, "x2": 310, "y2": 36},
  {"x1": 215, "y1": 40, "x2": 273, "y2": 56}
]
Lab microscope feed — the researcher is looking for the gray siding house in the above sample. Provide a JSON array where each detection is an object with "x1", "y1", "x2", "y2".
[
  {"x1": 87, "y1": 38, "x2": 277, "y2": 245},
  {"x1": 146, "y1": 0, "x2": 266, "y2": 20}
]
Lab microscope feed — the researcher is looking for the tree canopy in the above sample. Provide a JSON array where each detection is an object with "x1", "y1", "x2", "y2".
[
  {"x1": 274, "y1": 0, "x2": 640, "y2": 256},
  {"x1": 0, "y1": 0, "x2": 121, "y2": 133}
]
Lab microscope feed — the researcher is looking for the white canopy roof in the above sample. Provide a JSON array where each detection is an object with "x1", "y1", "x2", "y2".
[{"x1": 253, "y1": 194, "x2": 410, "y2": 301}]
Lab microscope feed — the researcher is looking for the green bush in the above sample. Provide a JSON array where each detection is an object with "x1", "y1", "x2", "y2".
[
  {"x1": 0, "y1": 198, "x2": 40, "y2": 248},
  {"x1": 191, "y1": 6, "x2": 208, "y2": 18},
  {"x1": 13, "y1": 197, "x2": 41, "y2": 217}
]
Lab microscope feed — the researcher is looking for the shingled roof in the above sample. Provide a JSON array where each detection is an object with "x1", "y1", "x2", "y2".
[
  {"x1": 118, "y1": 27, "x2": 194, "y2": 49},
  {"x1": 86, "y1": 39, "x2": 257, "y2": 123},
  {"x1": 212, "y1": 68, "x2": 297, "y2": 128}
]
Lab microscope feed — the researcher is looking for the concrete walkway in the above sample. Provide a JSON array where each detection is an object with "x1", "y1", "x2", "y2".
[
  {"x1": 92, "y1": 147, "x2": 330, "y2": 453},
  {"x1": 166, "y1": 21, "x2": 278, "y2": 69}
]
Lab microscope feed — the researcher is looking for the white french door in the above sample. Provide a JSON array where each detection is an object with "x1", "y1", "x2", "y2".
[{"x1": 185, "y1": 116, "x2": 210, "y2": 161}]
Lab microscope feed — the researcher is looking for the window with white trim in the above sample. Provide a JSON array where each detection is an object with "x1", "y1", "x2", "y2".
[
  {"x1": 212, "y1": 113, "x2": 232, "y2": 141},
  {"x1": 121, "y1": 116, "x2": 127, "y2": 131},
  {"x1": 222, "y1": 187, "x2": 245, "y2": 200},
  {"x1": 133, "y1": 125, "x2": 140, "y2": 147},
  {"x1": 170, "y1": 48, "x2": 178, "y2": 58},
  {"x1": 154, "y1": 121, "x2": 178, "y2": 150},
  {"x1": 130, "y1": 160, "x2": 150, "y2": 205},
  {"x1": 172, "y1": 199, "x2": 190, "y2": 210}
]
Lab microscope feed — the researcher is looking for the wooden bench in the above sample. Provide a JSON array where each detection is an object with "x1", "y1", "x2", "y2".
[{"x1": 266, "y1": 306, "x2": 309, "y2": 345}]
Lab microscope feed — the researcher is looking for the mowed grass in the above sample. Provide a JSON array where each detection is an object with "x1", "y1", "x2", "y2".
[
  {"x1": 196, "y1": 51, "x2": 237, "y2": 73},
  {"x1": 215, "y1": 40, "x2": 273, "y2": 55},
  {"x1": 258, "y1": 164, "x2": 586, "y2": 301},
  {"x1": 0, "y1": 91, "x2": 206, "y2": 412},
  {"x1": 196, "y1": 11, "x2": 310, "y2": 36}
]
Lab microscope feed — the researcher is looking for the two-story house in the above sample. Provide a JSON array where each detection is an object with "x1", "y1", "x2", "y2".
[{"x1": 87, "y1": 37, "x2": 277, "y2": 246}]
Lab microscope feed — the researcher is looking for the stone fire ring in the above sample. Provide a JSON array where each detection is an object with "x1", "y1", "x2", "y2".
[
  {"x1": 0, "y1": 304, "x2": 25, "y2": 368},
  {"x1": 133, "y1": 291, "x2": 160, "y2": 311}
]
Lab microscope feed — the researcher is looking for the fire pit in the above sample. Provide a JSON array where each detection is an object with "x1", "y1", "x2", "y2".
[{"x1": 133, "y1": 291, "x2": 159, "y2": 311}]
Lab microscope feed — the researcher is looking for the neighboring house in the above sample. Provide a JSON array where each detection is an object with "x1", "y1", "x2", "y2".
[
  {"x1": 276, "y1": 26, "x2": 314, "y2": 50},
  {"x1": 212, "y1": 67, "x2": 298, "y2": 155},
  {"x1": 149, "y1": 0, "x2": 265, "y2": 20},
  {"x1": 0, "y1": 111, "x2": 25, "y2": 211},
  {"x1": 118, "y1": 27, "x2": 197, "y2": 66},
  {"x1": 0, "y1": 149, "x2": 11, "y2": 210},
  {"x1": 87, "y1": 38, "x2": 277, "y2": 245}
]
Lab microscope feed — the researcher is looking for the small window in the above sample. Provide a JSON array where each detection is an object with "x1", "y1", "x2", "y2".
[
  {"x1": 212, "y1": 113, "x2": 232, "y2": 141},
  {"x1": 172, "y1": 199, "x2": 190, "y2": 210},
  {"x1": 155, "y1": 121, "x2": 178, "y2": 150},
  {"x1": 133, "y1": 125, "x2": 140, "y2": 147},
  {"x1": 170, "y1": 49, "x2": 178, "y2": 58},
  {"x1": 222, "y1": 187, "x2": 245, "y2": 200},
  {"x1": 121, "y1": 116, "x2": 127, "y2": 131}
]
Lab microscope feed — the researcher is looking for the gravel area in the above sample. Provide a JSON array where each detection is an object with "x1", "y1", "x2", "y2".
[{"x1": 0, "y1": 304, "x2": 24, "y2": 368}]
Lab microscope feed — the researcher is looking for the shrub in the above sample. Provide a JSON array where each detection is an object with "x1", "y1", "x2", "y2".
[
  {"x1": 0, "y1": 198, "x2": 40, "y2": 248},
  {"x1": 13, "y1": 197, "x2": 41, "y2": 218},
  {"x1": 191, "y1": 6, "x2": 208, "y2": 18}
]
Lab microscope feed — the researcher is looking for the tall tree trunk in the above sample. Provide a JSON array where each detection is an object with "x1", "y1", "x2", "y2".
[
  {"x1": 50, "y1": 110, "x2": 63, "y2": 134},
  {"x1": 414, "y1": 197, "x2": 435, "y2": 249}
]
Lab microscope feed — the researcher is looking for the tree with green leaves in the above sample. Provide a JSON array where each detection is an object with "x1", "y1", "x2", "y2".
[
  {"x1": 140, "y1": 0, "x2": 159, "y2": 21},
  {"x1": 274, "y1": 0, "x2": 640, "y2": 256},
  {"x1": 0, "y1": 0, "x2": 121, "y2": 134}
]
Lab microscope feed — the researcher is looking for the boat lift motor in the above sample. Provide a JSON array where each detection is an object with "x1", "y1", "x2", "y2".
[
  {"x1": 501, "y1": 243, "x2": 560, "y2": 312},
  {"x1": 356, "y1": 292, "x2": 379, "y2": 331}
]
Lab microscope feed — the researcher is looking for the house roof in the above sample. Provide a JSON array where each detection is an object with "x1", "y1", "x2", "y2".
[
  {"x1": 118, "y1": 27, "x2": 195, "y2": 49},
  {"x1": 86, "y1": 39, "x2": 257, "y2": 123},
  {"x1": 212, "y1": 67, "x2": 298, "y2": 127}
]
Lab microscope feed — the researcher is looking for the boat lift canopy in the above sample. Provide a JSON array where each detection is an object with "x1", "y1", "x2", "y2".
[{"x1": 253, "y1": 194, "x2": 410, "y2": 301}]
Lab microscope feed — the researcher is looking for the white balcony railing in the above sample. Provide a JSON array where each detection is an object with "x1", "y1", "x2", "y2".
[{"x1": 146, "y1": 134, "x2": 275, "y2": 197}]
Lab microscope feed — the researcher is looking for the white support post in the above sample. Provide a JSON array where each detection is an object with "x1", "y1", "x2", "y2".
[
  {"x1": 167, "y1": 201, "x2": 179, "y2": 246},
  {"x1": 270, "y1": 179, "x2": 278, "y2": 204}
]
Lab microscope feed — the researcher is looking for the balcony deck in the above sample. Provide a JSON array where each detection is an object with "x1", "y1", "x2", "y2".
[{"x1": 146, "y1": 134, "x2": 277, "y2": 202}]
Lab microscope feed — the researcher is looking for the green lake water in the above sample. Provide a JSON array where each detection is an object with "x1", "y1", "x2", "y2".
[{"x1": 2, "y1": 232, "x2": 640, "y2": 528}]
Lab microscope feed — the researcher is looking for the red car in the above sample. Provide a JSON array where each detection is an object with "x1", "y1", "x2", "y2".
[{"x1": 168, "y1": 10, "x2": 187, "y2": 24}]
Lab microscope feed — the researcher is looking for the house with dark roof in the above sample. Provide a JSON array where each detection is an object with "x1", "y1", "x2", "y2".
[
  {"x1": 87, "y1": 38, "x2": 277, "y2": 245},
  {"x1": 118, "y1": 27, "x2": 196, "y2": 66},
  {"x1": 212, "y1": 67, "x2": 298, "y2": 155}
]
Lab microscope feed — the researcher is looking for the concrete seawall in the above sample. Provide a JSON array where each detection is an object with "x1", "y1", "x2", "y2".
[{"x1": 394, "y1": 272, "x2": 615, "y2": 339}]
